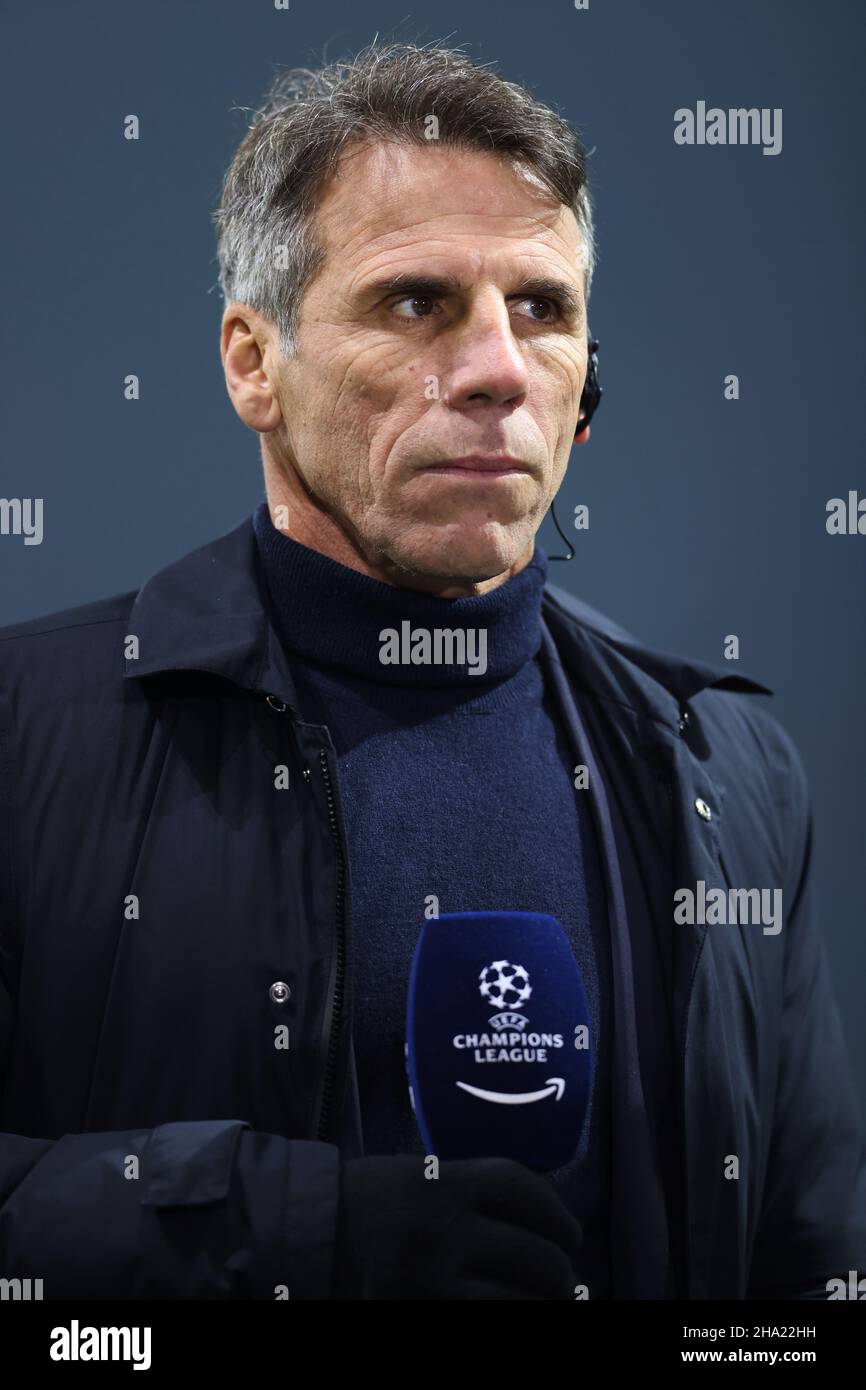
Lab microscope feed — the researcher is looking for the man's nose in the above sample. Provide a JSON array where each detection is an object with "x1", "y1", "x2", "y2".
[{"x1": 442, "y1": 295, "x2": 530, "y2": 415}]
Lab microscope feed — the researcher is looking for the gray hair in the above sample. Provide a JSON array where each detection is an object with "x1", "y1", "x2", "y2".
[{"x1": 213, "y1": 40, "x2": 596, "y2": 358}]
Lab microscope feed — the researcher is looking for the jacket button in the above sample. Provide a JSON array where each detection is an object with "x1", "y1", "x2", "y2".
[
  {"x1": 269, "y1": 981, "x2": 291, "y2": 1004},
  {"x1": 695, "y1": 798, "x2": 712, "y2": 821},
  {"x1": 677, "y1": 709, "x2": 690, "y2": 735},
  {"x1": 266, "y1": 694, "x2": 287, "y2": 714}
]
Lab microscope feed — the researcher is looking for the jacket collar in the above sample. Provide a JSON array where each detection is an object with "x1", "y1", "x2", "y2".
[
  {"x1": 123, "y1": 515, "x2": 773, "y2": 724},
  {"x1": 123, "y1": 517, "x2": 299, "y2": 707},
  {"x1": 541, "y1": 580, "x2": 772, "y2": 735}
]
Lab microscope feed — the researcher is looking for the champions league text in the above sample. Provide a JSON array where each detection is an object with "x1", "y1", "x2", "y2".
[{"x1": 453, "y1": 1031, "x2": 565, "y2": 1063}]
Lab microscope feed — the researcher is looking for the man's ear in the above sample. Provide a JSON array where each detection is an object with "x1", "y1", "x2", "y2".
[
  {"x1": 221, "y1": 304, "x2": 283, "y2": 434},
  {"x1": 574, "y1": 423, "x2": 591, "y2": 445}
]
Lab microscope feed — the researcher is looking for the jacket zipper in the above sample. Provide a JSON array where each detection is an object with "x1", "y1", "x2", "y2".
[
  {"x1": 665, "y1": 749, "x2": 708, "y2": 1301},
  {"x1": 658, "y1": 758, "x2": 691, "y2": 1300},
  {"x1": 316, "y1": 746, "x2": 348, "y2": 1142}
]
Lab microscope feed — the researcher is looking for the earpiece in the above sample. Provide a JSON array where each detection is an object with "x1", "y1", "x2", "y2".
[
  {"x1": 550, "y1": 337, "x2": 602, "y2": 560},
  {"x1": 576, "y1": 338, "x2": 602, "y2": 436}
]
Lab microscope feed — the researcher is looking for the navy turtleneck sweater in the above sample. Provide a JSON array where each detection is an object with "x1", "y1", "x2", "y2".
[{"x1": 252, "y1": 501, "x2": 614, "y2": 1297}]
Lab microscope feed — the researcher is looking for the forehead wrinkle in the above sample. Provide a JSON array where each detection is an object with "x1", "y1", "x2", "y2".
[
  {"x1": 319, "y1": 178, "x2": 578, "y2": 261},
  {"x1": 339, "y1": 217, "x2": 583, "y2": 291},
  {"x1": 314, "y1": 139, "x2": 581, "y2": 263},
  {"x1": 338, "y1": 204, "x2": 574, "y2": 257}
]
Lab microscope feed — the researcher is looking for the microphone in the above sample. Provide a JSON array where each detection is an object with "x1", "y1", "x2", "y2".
[{"x1": 406, "y1": 911, "x2": 592, "y2": 1171}]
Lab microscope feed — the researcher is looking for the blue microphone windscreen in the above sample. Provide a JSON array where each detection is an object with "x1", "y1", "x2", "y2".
[{"x1": 406, "y1": 911, "x2": 592, "y2": 1171}]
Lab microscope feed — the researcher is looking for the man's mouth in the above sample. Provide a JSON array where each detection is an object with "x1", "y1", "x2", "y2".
[{"x1": 421, "y1": 455, "x2": 532, "y2": 478}]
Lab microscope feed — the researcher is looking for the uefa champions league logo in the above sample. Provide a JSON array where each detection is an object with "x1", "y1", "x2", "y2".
[
  {"x1": 479, "y1": 959, "x2": 532, "y2": 1029},
  {"x1": 450, "y1": 958, "x2": 567, "y2": 1102}
]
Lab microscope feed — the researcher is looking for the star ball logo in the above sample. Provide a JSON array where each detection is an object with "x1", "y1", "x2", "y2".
[{"x1": 478, "y1": 958, "x2": 532, "y2": 1027}]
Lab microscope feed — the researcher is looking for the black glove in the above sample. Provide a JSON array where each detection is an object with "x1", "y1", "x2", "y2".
[{"x1": 331, "y1": 1154, "x2": 583, "y2": 1300}]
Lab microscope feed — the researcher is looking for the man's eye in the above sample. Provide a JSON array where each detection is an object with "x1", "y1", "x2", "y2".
[
  {"x1": 389, "y1": 293, "x2": 562, "y2": 323},
  {"x1": 514, "y1": 296, "x2": 560, "y2": 322},
  {"x1": 392, "y1": 295, "x2": 439, "y2": 320}
]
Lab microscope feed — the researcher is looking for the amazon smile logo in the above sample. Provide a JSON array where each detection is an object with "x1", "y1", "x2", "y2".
[{"x1": 457, "y1": 1077, "x2": 565, "y2": 1105}]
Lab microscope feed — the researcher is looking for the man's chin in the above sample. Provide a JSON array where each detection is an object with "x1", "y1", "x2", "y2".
[{"x1": 382, "y1": 519, "x2": 537, "y2": 590}]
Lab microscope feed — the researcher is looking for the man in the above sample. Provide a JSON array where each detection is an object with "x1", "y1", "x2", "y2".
[{"x1": 0, "y1": 41, "x2": 863, "y2": 1301}]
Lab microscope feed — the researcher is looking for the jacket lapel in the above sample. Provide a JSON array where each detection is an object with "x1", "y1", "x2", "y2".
[
  {"x1": 540, "y1": 621, "x2": 670, "y2": 1297},
  {"x1": 541, "y1": 592, "x2": 761, "y2": 1298},
  {"x1": 656, "y1": 732, "x2": 748, "y2": 1296}
]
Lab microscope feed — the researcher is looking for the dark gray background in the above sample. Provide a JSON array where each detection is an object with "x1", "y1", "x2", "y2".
[{"x1": 1, "y1": 0, "x2": 863, "y2": 1105}]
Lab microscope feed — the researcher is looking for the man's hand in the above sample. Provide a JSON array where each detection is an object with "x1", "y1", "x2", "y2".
[{"x1": 332, "y1": 1154, "x2": 583, "y2": 1300}]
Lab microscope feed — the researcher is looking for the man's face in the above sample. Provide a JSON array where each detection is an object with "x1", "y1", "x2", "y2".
[{"x1": 259, "y1": 142, "x2": 589, "y2": 586}]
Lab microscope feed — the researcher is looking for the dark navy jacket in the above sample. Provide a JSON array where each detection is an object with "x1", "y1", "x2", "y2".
[{"x1": 0, "y1": 516, "x2": 864, "y2": 1299}]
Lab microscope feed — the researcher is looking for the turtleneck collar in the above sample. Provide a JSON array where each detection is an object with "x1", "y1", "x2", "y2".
[{"x1": 252, "y1": 500, "x2": 549, "y2": 688}]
